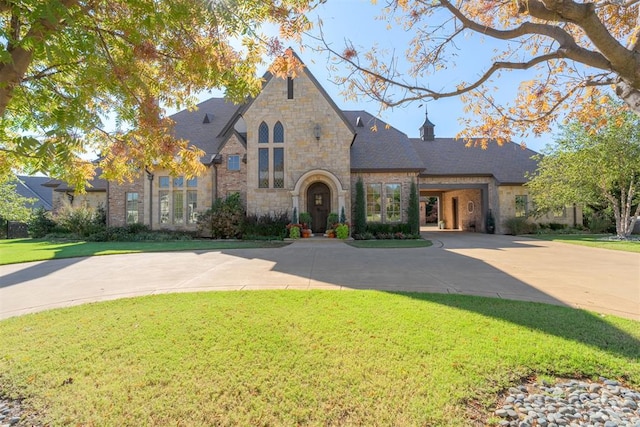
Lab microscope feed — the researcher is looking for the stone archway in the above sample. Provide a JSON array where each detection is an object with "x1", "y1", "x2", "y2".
[{"x1": 291, "y1": 170, "x2": 347, "y2": 227}]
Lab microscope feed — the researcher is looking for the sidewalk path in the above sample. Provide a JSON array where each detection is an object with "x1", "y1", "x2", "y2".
[{"x1": 1, "y1": 232, "x2": 638, "y2": 320}]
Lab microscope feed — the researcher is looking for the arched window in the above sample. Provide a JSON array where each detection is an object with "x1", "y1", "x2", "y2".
[
  {"x1": 274, "y1": 121, "x2": 284, "y2": 143},
  {"x1": 258, "y1": 122, "x2": 269, "y2": 143}
]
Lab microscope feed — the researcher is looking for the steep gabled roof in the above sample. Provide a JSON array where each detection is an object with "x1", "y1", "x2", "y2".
[
  {"x1": 346, "y1": 111, "x2": 424, "y2": 171},
  {"x1": 15, "y1": 175, "x2": 53, "y2": 210},
  {"x1": 170, "y1": 97, "x2": 243, "y2": 161},
  {"x1": 412, "y1": 138, "x2": 539, "y2": 184}
]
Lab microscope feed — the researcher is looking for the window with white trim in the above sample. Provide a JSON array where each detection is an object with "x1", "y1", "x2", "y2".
[
  {"x1": 366, "y1": 183, "x2": 382, "y2": 222},
  {"x1": 227, "y1": 155, "x2": 240, "y2": 171},
  {"x1": 126, "y1": 192, "x2": 139, "y2": 224}
]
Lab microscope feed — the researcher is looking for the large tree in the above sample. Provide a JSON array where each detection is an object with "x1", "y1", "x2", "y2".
[
  {"x1": 527, "y1": 101, "x2": 640, "y2": 238},
  {"x1": 0, "y1": 0, "x2": 313, "y2": 188},
  {"x1": 315, "y1": 0, "x2": 640, "y2": 144}
]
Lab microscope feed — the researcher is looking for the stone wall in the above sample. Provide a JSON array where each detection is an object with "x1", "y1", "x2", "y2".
[
  {"x1": 498, "y1": 186, "x2": 583, "y2": 231},
  {"x1": 243, "y1": 71, "x2": 352, "y2": 217},
  {"x1": 52, "y1": 191, "x2": 107, "y2": 213},
  {"x1": 147, "y1": 167, "x2": 215, "y2": 231}
]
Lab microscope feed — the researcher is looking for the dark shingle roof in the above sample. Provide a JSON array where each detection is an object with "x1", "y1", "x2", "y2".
[
  {"x1": 346, "y1": 111, "x2": 424, "y2": 171},
  {"x1": 42, "y1": 171, "x2": 108, "y2": 192},
  {"x1": 169, "y1": 97, "x2": 243, "y2": 161},
  {"x1": 15, "y1": 176, "x2": 53, "y2": 210},
  {"x1": 411, "y1": 138, "x2": 539, "y2": 184}
]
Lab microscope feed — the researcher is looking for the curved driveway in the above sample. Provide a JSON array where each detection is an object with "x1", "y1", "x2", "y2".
[{"x1": 1, "y1": 232, "x2": 638, "y2": 320}]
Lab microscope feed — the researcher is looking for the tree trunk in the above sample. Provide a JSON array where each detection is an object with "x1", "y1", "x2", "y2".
[{"x1": 615, "y1": 79, "x2": 640, "y2": 117}]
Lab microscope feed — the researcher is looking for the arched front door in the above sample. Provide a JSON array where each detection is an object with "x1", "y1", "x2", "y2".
[{"x1": 307, "y1": 182, "x2": 331, "y2": 233}]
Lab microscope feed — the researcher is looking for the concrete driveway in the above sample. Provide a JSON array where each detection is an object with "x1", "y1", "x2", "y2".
[{"x1": 1, "y1": 232, "x2": 638, "y2": 320}]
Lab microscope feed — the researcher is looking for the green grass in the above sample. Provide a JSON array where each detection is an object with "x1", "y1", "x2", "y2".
[
  {"x1": 531, "y1": 234, "x2": 640, "y2": 253},
  {"x1": 347, "y1": 239, "x2": 433, "y2": 248},
  {"x1": 1, "y1": 291, "x2": 638, "y2": 426},
  {"x1": 0, "y1": 238, "x2": 289, "y2": 265}
]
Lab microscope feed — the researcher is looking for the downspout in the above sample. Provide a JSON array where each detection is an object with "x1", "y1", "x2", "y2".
[
  {"x1": 145, "y1": 168, "x2": 154, "y2": 229},
  {"x1": 573, "y1": 203, "x2": 577, "y2": 228}
]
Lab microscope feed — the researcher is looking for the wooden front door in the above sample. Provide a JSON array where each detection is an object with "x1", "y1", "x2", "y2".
[{"x1": 307, "y1": 182, "x2": 330, "y2": 233}]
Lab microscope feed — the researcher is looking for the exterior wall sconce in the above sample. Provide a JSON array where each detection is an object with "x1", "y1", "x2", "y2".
[{"x1": 313, "y1": 124, "x2": 321, "y2": 141}]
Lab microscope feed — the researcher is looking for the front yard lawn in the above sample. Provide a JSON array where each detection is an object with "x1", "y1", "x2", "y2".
[
  {"x1": 0, "y1": 238, "x2": 289, "y2": 265},
  {"x1": 531, "y1": 234, "x2": 640, "y2": 253},
  {"x1": 0, "y1": 291, "x2": 637, "y2": 426}
]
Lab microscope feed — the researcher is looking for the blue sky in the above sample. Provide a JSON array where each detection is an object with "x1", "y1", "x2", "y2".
[{"x1": 199, "y1": 0, "x2": 560, "y2": 153}]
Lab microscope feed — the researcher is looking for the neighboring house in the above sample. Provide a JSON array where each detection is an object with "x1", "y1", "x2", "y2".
[
  {"x1": 101, "y1": 54, "x2": 581, "y2": 234},
  {"x1": 15, "y1": 175, "x2": 53, "y2": 211}
]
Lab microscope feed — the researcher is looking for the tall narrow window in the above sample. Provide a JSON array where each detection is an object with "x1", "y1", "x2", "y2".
[
  {"x1": 126, "y1": 192, "x2": 139, "y2": 224},
  {"x1": 159, "y1": 191, "x2": 169, "y2": 224},
  {"x1": 273, "y1": 148, "x2": 284, "y2": 188},
  {"x1": 173, "y1": 191, "x2": 184, "y2": 224},
  {"x1": 366, "y1": 183, "x2": 382, "y2": 222},
  {"x1": 258, "y1": 148, "x2": 269, "y2": 188},
  {"x1": 187, "y1": 191, "x2": 198, "y2": 224},
  {"x1": 385, "y1": 184, "x2": 401, "y2": 222},
  {"x1": 515, "y1": 195, "x2": 528, "y2": 217},
  {"x1": 287, "y1": 77, "x2": 294, "y2": 99},
  {"x1": 274, "y1": 121, "x2": 284, "y2": 143},
  {"x1": 258, "y1": 122, "x2": 269, "y2": 143}
]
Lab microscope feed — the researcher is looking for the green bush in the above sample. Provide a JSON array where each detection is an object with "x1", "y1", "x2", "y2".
[
  {"x1": 503, "y1": 217, "x2": 534, "y2": 235},
  {"x1": 197, "y1": 193, "x2": 245, "y2": 239},
  {"x1": 299, "y1": 212, "x2": 312, "y2": 228},
  {"x1": 242, "y1": 212, "x2": 288, "y2": 239},
  {"x1": 353, "y1": 232, "x2": 374, "y2": 240},
  {"x1": 327, "y1": 212, "x2": 339, "y2": 230},
  {"x1": 586, "y1": 212, "x2": 613, "y2": 233},
  {"x1": 28, "y1": 207, "x2": 57, "y2": 238},
  {"x1": 53, "y1": 204, "x2": 105, "y2": 238},
  {"x1": 288, "y1": 225, "x2": 301, "y2": 239},
  {"x1": 336, "y1": 223, "x2": 349, "y2": 239}
]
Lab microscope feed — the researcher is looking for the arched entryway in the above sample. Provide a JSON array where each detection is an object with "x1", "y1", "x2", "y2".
[{"x1": 307, "y1": 182, "x2": 331, "y2": 233}]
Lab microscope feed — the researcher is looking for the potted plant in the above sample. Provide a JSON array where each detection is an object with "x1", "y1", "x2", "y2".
[
  {"x1": 486, "y1": 209, "x2": 495, "y2": 234},
  {"x1": 299, "y1": 212, "x2": 312, "y2": 237},
  {"x1": 326, "y1": 212, "x2": 339, "y2": 231}
]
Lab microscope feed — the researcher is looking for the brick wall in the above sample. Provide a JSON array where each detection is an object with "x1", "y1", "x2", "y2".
[{"x1": 107, "y1": 177, "x2": 144, "y2": 227}]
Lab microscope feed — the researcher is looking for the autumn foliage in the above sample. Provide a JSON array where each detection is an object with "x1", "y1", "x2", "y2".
[{"x1": 318, "y1": 0, "x2": 640, "y2": 146}]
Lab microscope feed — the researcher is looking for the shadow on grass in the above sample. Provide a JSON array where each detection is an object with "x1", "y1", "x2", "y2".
[{"x1": 389, "y1": 291, "x2": 640, "y2": 363}]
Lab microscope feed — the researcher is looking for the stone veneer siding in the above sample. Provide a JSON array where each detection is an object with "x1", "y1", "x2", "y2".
[
  {"x1": 147, "y1": 167, "x2": 215, "y2": 231},
  {"x1": 498, "y1": 185, "x2": 582, "y2": 232},
  {"x1": 243, "y1": 72, "x2": 352, "y2": 218},
  {"x1": 351, "y1": 171, "x2": 419, "y2": 224},
  {"x1": 52, "y1": 191, "x2": 107, "y2": 213}
]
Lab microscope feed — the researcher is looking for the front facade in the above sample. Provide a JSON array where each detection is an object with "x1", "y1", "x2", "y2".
[{"x1": 90, "y1": 56, "x2": 581, "y2": 235}]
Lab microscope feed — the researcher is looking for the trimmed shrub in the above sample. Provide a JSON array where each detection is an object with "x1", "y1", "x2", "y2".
[
  {"x1": 197, "y1": 193, "x2": 245, "y2": 239},
  {"x1": 340, "y1": 206, "x2": 347, "y2": 224},
  {"x1": 336, "y1": 223, "x2": 349, "y2": 239},
  {"x1": 503, "y1": 217, "x2": 534, "y2": 235},
  {"x1": 242, "y1": 212, "x2": 288, "y2": 239},
  {"x1": 288, "y1": 225, "x2": 301, "y2": 239}
]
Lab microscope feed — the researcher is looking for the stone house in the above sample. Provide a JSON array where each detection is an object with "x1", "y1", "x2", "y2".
[{"x1": 74, "y1": 54, "x2": 582, "y2": 235}]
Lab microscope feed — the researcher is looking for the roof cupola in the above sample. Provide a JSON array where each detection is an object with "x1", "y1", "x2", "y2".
[{"x1": 420, "y1": 105, "x2": 435, "y2": 141}]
